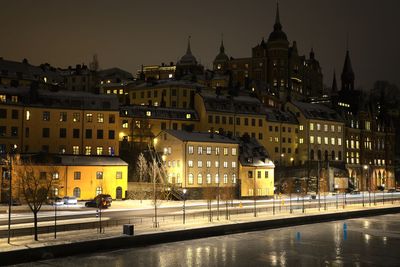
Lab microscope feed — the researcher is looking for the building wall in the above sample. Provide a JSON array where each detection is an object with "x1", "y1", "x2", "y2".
[
  {"x1": 9, "y1": 163, "x2": 128, "y2": 200},
  {"x1": 240, "y1": 165, "x2": 274, "y2": 197}
]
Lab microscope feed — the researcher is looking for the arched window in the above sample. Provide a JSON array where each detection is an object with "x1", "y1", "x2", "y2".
[
  {"x1": 331, "y1": 151, "x2": 335, "y2": 161},
  {"x1": 338, "y1": 151, "x2": 342, "y2": 161},
  {"x1": 197, "y1": 173, "x2": 202, "y2": 184},
  {"x1": 73, "y1": 187, "x2": 81, "y2": 198},
  {"x1": 310, "y1": 149, "x2": 314, "y2": 160},
  {"x1": 206, "y1": 174, "x2": 212, "y2": 184},
  {"x1": 215, "y1": 174, "x2": 219, "y2": 184},
  {"x1": 223, "y1": 174, "x2": 228, "y2": 184},
  {"x1": 188, "y1": 173, "x2": 194, "y2": 185},
  {"x1": 96, "y1": 187, "x2": 102, "y2": 196},
  {"x1": 53, "y1": 187, "x2": 59, "y2": 196},
  {"x1": 324, "y1": 150, "x2": 328, "y2": 161},
  {"x1": 317, "y1": 150, "x2": 322, "y2": 161},
  {"x1": 232, "y1": 174, "x2": 237, "y2": 184}
]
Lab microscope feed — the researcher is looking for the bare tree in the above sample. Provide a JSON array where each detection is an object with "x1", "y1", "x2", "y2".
[
  {"x1": 220, "y1": 186, "x2": 235, "y2": 220},
  {"x1": 15, "y1": 160, "x2": 54, "y2": 241},
  {"x1": 136, "y1": 153, "x2": 148, "y2": 182},
  {"x1": 203, "y1": 185, "x2": 216, "y2": 222}
]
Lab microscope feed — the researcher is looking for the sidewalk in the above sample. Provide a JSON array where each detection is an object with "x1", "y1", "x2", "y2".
[{"x1": 1, "y1": 201, "x2": 399, "y2": 253}]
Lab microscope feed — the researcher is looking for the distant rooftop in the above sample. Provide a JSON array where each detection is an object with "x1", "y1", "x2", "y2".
[
  {"x1": 291, "y1": 101, "x2": 343, "y2": 122},
  {"x1": 120, "y1": 105, "x2": 199, "y2": 121},
  {"x1": 161, "y1": 130, "x2": 239, "y2": 144}
]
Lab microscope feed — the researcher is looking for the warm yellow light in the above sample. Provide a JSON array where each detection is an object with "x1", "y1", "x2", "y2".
[{"x1": 154, "y1": 138, "x2": 158, "y2": 145}]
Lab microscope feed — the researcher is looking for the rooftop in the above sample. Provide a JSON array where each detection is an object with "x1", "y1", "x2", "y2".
[{"x1": 162, "y1": 130, "x2": 239, "y2": 144}]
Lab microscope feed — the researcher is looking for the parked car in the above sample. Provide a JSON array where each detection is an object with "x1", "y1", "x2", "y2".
[
  {"x1": 63, "y1": 196, "x2": 78, "y2": 205},
  {"x1": 85, "y1": 199, "x2": 109, "y2": 209},
  {"x1": 50, "y1": 197, "x2": 64, "y2": 206},
  {"x1": 94, "y1": 194, "x2": 112, "y2": 207}
]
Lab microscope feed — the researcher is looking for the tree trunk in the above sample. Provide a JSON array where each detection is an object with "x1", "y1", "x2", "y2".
[{"x1": 34, "y1": 211, "x2": 38, "y2": 241}]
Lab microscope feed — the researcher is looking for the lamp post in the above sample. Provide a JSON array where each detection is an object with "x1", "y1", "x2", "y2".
[
  {"x1": 182, "y1": 188, "x2": 187, "y2": 224},
  {"x1": 6, "y1": 155, "x2": 12, "y2": 244},
  {"x1": 253, "y1": 171, "x2": 257, "y2": 217}
]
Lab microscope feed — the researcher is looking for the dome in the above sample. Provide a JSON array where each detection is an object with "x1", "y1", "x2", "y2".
[{"x1": 267, "y1": 3, "x2": 288, "y2": 42}]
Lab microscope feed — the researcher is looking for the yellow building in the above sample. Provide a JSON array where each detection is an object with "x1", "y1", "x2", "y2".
[
  {"x1": 238, "y1": 137, "x2": 275, "y2": 197},
  {"x1": 129, "y1": 80, "x2": 202, "y2": 109},
  {"x1": 194, "y1": 91, "x2": 298, "y2": 166},
  {"x1": 0, "y1": 87, "x2": 120, "y2": 156},
  {"x1": 154, "y1": 130, "x2": 239, "y2": 199},
  {"x1": 119, "y1": 105, "x2": 200, "y2": 145},
  {"x1": 6, "y1": 155, "x2": 128, "y2": 201}
]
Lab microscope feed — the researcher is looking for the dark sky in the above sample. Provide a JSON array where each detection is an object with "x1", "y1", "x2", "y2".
[{"x1": 0, "y1": 0, "x2": 399, "y2": 89}]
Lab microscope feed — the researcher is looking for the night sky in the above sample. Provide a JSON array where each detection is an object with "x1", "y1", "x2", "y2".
[{"x1": 0, "y1": 0, "x2": 399, "y2": 89}]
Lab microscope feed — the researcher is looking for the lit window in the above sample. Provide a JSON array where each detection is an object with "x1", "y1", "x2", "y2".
[
  {"x1": 206, "y1": 174, "x2": 212, "y2": 184},
  {"x1": 317, "y1": 124, "x2": 321, "y2": 131},
  {"x1": 324, "y1": 124, "x2": 328, "y2": 132},
  {"x1": 310, "y1": 123, "x2": 314, "y2": 131},
  {"x1": 96, "y1": 146, "x2": 103, "y2": 155},
  {"x1": 96, "y1": 171, "x2": 103, "y2": 179},
  {"x1": 188, "y1": 160, "x2": 193, "y2": 167},
  {"x1": 206, "y1": 161, "x2": 211, "y2": 168},
  {"x1": 197, "y1": 174, "x2": 202, "y2": 184},
  {"x1": 52, "y1": 172, "x2": 59, "y2": 180},
  {"x1": 188, "y1": 174, "x2": 194, "y2": 185},
  {"x1": 197, "y1": 161, "x2": 203, "y2": 168},
  {"x1": 74, "y1": 172, "x2": 81, "y2": 180},
  {"x1": 215, "y1": 161, "x2": 219, "y2": 168},
  {"x1": 338, "y1": 138, "x2": 342, "y2": 146},
  {"x1": 198, "y1": 146, "x2": 203, "y2": 155},
  {"x1": 72, "y1": 146, "x2": 79, "y2": 155},
  {"x1": 146, "y1": 111, "x2": 151, "y2": 117},
  {"x1": 331, "y1": 125, "x2": 335, "y2": 132},
  {"x1": 232, "y1": 148, "x2": 237, "y2": 156},
  {"x1": 96, "y1": 187, "x2": 102, "y2": 195},
  {"x1": 86, "y1": 113, "x2": 93, "y2": 122},
  {"x1": 223, "y1": 161, "x2": 228, "y2": 168},
  {"x1": 232, "y1": 161, "x2": 236, "y2": 168},
  {"x1": 232, "y1": 174, "x2": 237, "y2": 184},
  {"x1": 215, "y1": 174, "x2": 219, "y2": 184},
  {"x1": 188, "y1": 146, "x2": 194, "y2": 154},
  {"x1": 215, "y1": 147, "x2": 220, "y2": 155},
  {"x1": 299, "y1": 125, "x2": 304, "y2": 131},
  {"x1": 224, "y1": 174, "x2": 228, "y2": 184},
  {"x1": 206, "y1": 147, "x2": 211, "y2": 155},
  {"x1": 186, "y1": 114, "x2": 191, "y2": 119},
  {"x1": 331, "y1": 138, "x2": 335, "y2": 145},
  {"x1": 338, "y1": 126, "x2": 342, "y2": 132},
  {"x1": 85, "y1": 146, "x2": 91, "y2": 155},
  {"x1": 223, "y1": 147, "x2": 228, "y2": 155},
  {"x1": 317, "y1": 136, "x2": 321, "y2": 144},
  {"x1": 26, "y1": 110, "x2": 30, "y2": 121},
  {"x1": 73, "y1": 113, "x2": 80, "y2": 122},
  {"x1": 299, "y1": 138, "x2": 304, "y2": 144},
  {"x1": 97, "y1": 113, "x2": 104, "y2": 123},
  {"x1": 0, "y1": 95, "x2": 6, "y2": 102},
  {"x1": 324, "y1": 137, "x2": 329, "y2": 145},
  {"x1": 310, "y1": 136, "x2": 314, "y2": 144},
  {"x1": 122, "y1": 120, "x2": 128, "y2": 128}
]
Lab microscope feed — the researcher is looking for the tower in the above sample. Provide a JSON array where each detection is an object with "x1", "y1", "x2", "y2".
[{"x1": 341, "y1": 50, "x2": 355, "y2": 90}]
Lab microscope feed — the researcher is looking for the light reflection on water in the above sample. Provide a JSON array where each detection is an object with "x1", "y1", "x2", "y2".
[{"x1": 19, "y1": 214, "x2": 400, "y2": 267}]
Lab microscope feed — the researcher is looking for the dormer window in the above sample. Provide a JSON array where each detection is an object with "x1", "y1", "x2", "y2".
[{"x1": 146, "y1": 111, "x2": 151, "y2": 117}]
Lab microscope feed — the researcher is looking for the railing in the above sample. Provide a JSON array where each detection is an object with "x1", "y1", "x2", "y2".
[{"x1": 1, "y1": 191, "x2": 399, "y2": 238}]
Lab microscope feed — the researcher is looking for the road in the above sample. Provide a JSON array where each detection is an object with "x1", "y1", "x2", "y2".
[
  {"x1": 1, "y1": 192, "x2": 399, "y2": 237},
  {"x1": 17, "y1": 213, "x2": 400, "y2": 266}
]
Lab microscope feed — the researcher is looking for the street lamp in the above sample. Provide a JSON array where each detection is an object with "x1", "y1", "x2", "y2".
[
  {"x1": 364, "y1": 164, "x2": 371, "y2": 206},
  {"x1": 182, "y1": 188, "x2": 187, "y2": 224},
  {"x1": 1, "y1": 155, "x2": 13, "y2": 244}
]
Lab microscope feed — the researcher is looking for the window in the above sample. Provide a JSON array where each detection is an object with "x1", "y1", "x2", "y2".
[
  {"x1": 215, "y1": 147, "x2": 220, "y2": 155},
  {"x1": 188, "y1": 145, "x2": 194, "y2": 154},
  {"x1": 73, "y1": 129, "x2": 80, "y2": 138},
  {"x1": 85, "y1": 146, "x2": 91, "y2": 155},
  {"x1": 338, "y1": 126, "x2": 342, "y2": 133},
  {"x1": 223, "y1": 161, "x2": 228, "y2": 168},
  {"x1": 310, "y1": 123, "x2": 314, "y2": 131},
  {"x1": 324, "y1": 137, "x2": 329, "y2": 145},
  {"x1": 236, "y1": 118, "x2": 240, "y2": 125},
  {"x1": 73, "y1": 146, "x2": 79, "y2": 155},
  {"x1": 108, "y1": 147, "x2": 114, "y2": 156},
  {"x1": 42, "y1": 128, "x2": 50, "y2": 138},
  {"x1": 188, "y1": 173, "x2": 194, "y2": 184},
  {"x1": 96, "y1": 187, "x2": 102, "y2": 195},
  {"x1": 258, "y1": 119, "x2": 263, "y2": 127},
  {"x1": 197, "y1": 174, "x2": 202, "y2": 184},
  {"x1": 85, "y1": 129, "x2": 92, "y2": 139},
  {"x1": 96, "y1": 146, "x2": 103, "y2": 155},
  {"x1": 0, "y1": 126, "x2": 6, "y2": 136},
  {"x1": 73, "y1": 187, "x2": 81, "y2": 198},
  {"x1": 11, "y1": 127, "x2": 18, "y2": 137},
  {"x1": 116, "y1": 171, "x2": 122, "y2": 179},
  {"x1": 96, "y1": 171, "x2": 103, "y2": 179},
  {"x1": 338, "y1": 138, "x2": 342, "y2": 146},
  {"x1": 25, "y1": 110, "x2": 30, "y2": 120},
  {"x1": 324, "y1": 124, "x2": 328, "y2": 132},
  {"x1": 12, "y1": 110, "x2": 18, "y2": 119},
  {"x1": 208, "y1": 115, "x2": 213, "y2": 123},
  {"x1": 232, "y1": 161, "x2": 236, "y2": 168},
  {"x1": 197, "y1": 161, "x2": 203, "y2": 168},
  {"x1": 206, "y1": 161, "x2": 211, "y2": 168},
  {"x1": 299, "y1": 125, "x2": 304, "y2": 131},
  {"x1": 223, "y1": 147, "x2": 228, "y2": 155},
  {"x1": 257, "y1": 171, "x2": 261, "y2": 179},
  {"x1": 43, "y1": 111, "x2": 50, "y2": 121},
  {"x1": 109, "y1": 114, "x2": 115, "y2": 124},
  {"x1": 40, "y1": 172, "x2": 47, "y2": 180},
  {"x1": 215, "y1": 161, "x2": 219, "y2": 168},
  {"x1": 97, "y1": 129, "x2": 103, "y2": 139},
  {"x1": 188, "y1": 160, "x2": 193, "y2": 167},
  {"x1": 310, "y1": 136, "x2": 314, "y2": 144},
  {"x1": 331, "y1": 125, "x2": 335, "y2": 132},
  {"x1": 86, "y1": 113, "x2": 93, "y2": 122},
  {"x1": 317, "y1": 124, "x2": 321, "y2": 131},
  {"x1": 97, "y1": 113, "x2": 104, "y2": 123},
  {"x1": 25, "y1": 127, "x2": 29, "y2": 138},
  {"x1": 108, "y1": 130, "x2": 115, "y2": 139},
  {"x1": 317, "y1": 136, "x2": 321, "y2": 144},
  {"x1": 331, "y1": 138, "x2": 335, "y2": 145},
  {"x1": 299, "y1": 138, "x2": 304, "y2": 144},
  {"x1": 251, "y1": 119, "x2": 255, "y2": 126},
  {"x1": 232, "y1": 148, "x2": 237, "y2": 156},
  {"x1": 215, "y1": 174, "x2": 219, "y2": 184},
  {"x1": 224, "y1": 174, "x2": 228, "y2": 184},
  {"x1": 73, "y1": 113, "x2": 80, "y2": 122},
  {"x1": 197, "y1": 146, "x2": 203, "y2": 155},
  {"x1": 248, "y1": 171, "x2": 253, "y2": 178},
  {"x1": 58, "y1": 128, "x2": 66, "y2": 138},
  {"x1": 265, "y1": 171, "x2": 269, "y2": 178},
  {"x1": 59, "y1": 112, "x2": 67, "y2": 122},
  {"x1": 206, "y1": 174, "x2": 212, "y2": 184},
  {"x1": 232, "y1": 174, "x2": 237, "y2": 184},
  {"x1": 52, "y1": 172, "x2": 59, "y2": 180},
  {"x1": 206, "y1": 147, "x2": 211, "y2": 155}
]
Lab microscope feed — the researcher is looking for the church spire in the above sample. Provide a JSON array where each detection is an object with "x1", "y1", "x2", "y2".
[
  {"x1": 186, "y1": 36, "x2": 192, "y2": 55},
  {"x1": 220, "y1": 34, "x2": 225, "y2": 54},
  {"x1": 332, "y1": 70, "x2": 338, "y2": 94},
  {"x1": 341, "y1": 50, "x2": 355, "y2": 90},
  {"x1": 274, "y1": 2, "x2": 282, "y2": 31}
]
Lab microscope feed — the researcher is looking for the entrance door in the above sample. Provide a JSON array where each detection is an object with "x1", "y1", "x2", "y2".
[{"x1": 116, "y1": 187, "x2": 123, "y2": 199}]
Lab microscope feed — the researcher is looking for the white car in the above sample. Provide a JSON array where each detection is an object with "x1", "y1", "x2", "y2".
[
  {"x1": 63, "y1": 196, "x2": 78, "y2": 205},
  {"x1": 51, "y1": 197, "x2": 64, "y2": 206}
]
